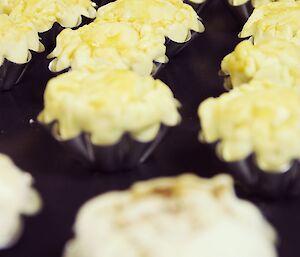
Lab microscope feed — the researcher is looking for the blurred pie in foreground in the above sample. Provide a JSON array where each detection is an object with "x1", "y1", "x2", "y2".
[
  {"x1": 63, "y1": 174, "x2": 276, "y2": 257},
  {"x1": 0, "y1": 153, "x2": 41, "y2": 249}
]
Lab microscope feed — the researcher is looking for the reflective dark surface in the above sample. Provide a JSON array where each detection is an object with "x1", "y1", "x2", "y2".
[{"x1": 0, "y1": 1, "x2": 299, "y2": 256}]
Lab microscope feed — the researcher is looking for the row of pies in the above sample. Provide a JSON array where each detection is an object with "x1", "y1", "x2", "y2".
[
  {"x1": 198, "y1": 1, "x2": 300, "y2": 176},
  {"x1": 0, "y1": 0, "x2": 97, "y2": 66},
  {"x1": 36, "y1": 0, "x2": 300, "y2": 180},
  {"x1": 37, "y1": 0, "x2": 204, "y2": 171},
  {"x1": 2, "y1": 0, "x2": 205, "y2": 170},
  {"x1": 1, "y1": 1, "x2": 295, "y2": 256},
  {"x1": 0, "y1": 0, "x2": 204, "y2": 90}
]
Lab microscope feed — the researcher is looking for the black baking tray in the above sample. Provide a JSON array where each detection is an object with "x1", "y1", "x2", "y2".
[{"x1": 0, "y1": 1, "x2": 299, "y2": 256}]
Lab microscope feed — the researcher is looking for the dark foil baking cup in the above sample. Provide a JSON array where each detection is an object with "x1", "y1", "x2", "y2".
[
  {"x1": 218, "y1": 69, "x2": 233, "y2": 90},
  {"x1": 48, "y1": 62, "x2": 163, "y2": 79},
  {"x1": 44, "y1": 122, "x2": 168, "y2": 172},
  {"x1": 39, "y1": 23, "x2": 64, "y2": 54},
  {"x1": 227, "y1": 156, "x2": 300, "y2": 198},
  {"x1": 165, "y1": 0, "x2": 205, "y2": 58},
  {"x1": 39, "y1": 17, "x2": 95, "y2": 53},
  {"x1": 166, "y1": 31, "x2": 200, "y2": 59},
  {"x1": 225, "y1": 0, "x2": 253, "y2": 24},
  {"x1": 0, "y1": 59, "x2": 29, "y2": 91},
  {"x1": 47, "y1": 57, "x2": 70, "y2": 77},
  {"x1": 152, "y1": 62, "x2": 166, "y2": 78},
  {"x1": 184, "y1": 0, "x2": 207, "y2": 13},
  {"x1": 207, "y1": 143, "x2": 300, "y2": 198},
  {"x1": 93, "y1": 0, "x2": 207, "y2": 11},
  {"x1": 93, "y1": 0, "x2": 115, "y2": 7}
]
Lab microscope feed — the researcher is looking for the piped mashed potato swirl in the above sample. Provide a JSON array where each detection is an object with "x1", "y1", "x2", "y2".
[
  {"x1": 240, "y1": 2, "x2": 300, "y2": 44},
  {"x1": 221, "y1": 39, "x2": 300, "y2": 89},
  {"x1": 63, "y1": 174, "x2": 276, "y2": 257},
  {"x1": 38, "y1": 67, "x2": 181, "y2": 145},
  {"x1": 95, "y1": 0, "x2": 204, "y2": 43},
  {"x1": 7, "y1": 0, "x2": 96, "y2": 33},
  {"x1": 0, "y1": 0, "x2": 19, "y2": 14},
  {"x1": 199, "y1": 83, "x2": 300, "y2": 172},
  {"x1": 0, "y1": 14, "x2": 43, "y2": 65},
  {"x1": 48, "y1": 22, "x2": 167, "y2": 75},
  {"x1": 0, "y1": 153, "x2": 41, "y2": 249}
]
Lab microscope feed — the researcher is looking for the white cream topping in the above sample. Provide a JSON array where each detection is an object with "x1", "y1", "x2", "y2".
[
  {"x1": 48, "y1": 22, "x2": 167, "y2": 75},
  {"x1": 38, "y1": 67, "x2": 181, "y2": 145},
  {"x1": 0, "y1": 14, "x2": 43, "y2": 65},
  {"x1": 63, "y1": 174, "x2": 276, "y2": 257},
  {"x1": 240, "y1": 2, "x2": 300, "y2": 44},
  {"x1": 0, "y1": 153, "x2": 41, "y2": 249},
  {"x1": 221, "y1": 39, "x2": 300, "y2": 89},
  {"x1": 8, "y1": 0, "x2": 96, "y2": 33},
  {"x1": 199, "y1": 84, "x2": 300, "y2": 172},
  {"x1": 96, "y1": 0, "x2": 204, "y2": 43}
]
